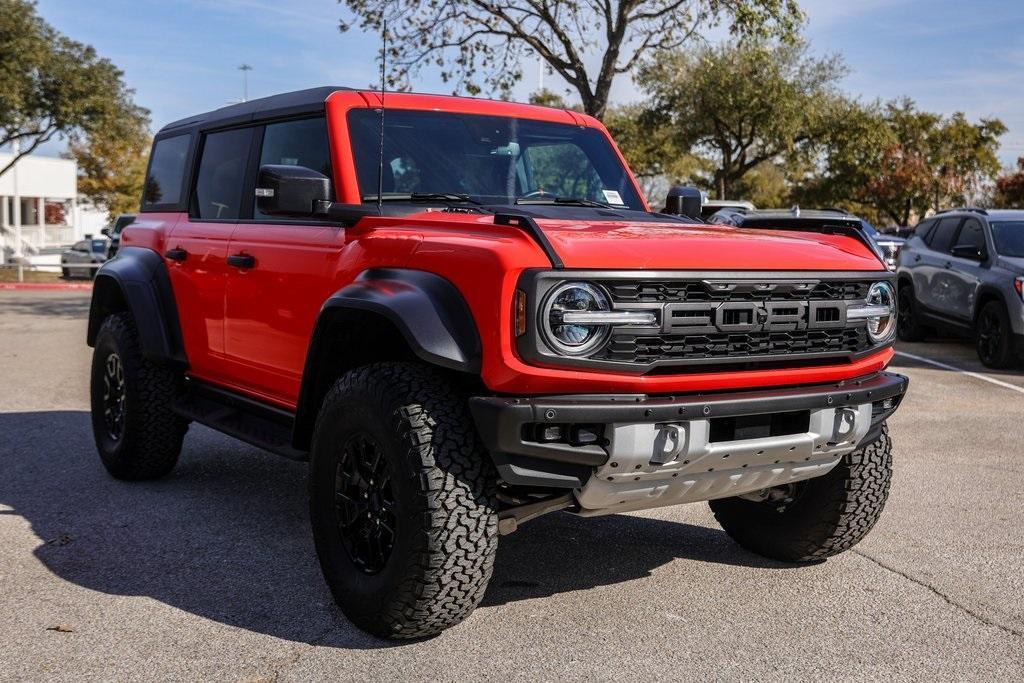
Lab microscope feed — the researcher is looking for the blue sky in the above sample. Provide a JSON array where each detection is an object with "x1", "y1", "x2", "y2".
[{"x1": 31, "y1": 0, "x2": 1024, "y2": 165}]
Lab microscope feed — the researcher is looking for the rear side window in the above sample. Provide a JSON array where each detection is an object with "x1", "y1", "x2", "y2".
[
  {"x1": 914, "y1": 219, "x2": 935, "y2": 239},
  {"x1": 254, "y1": 117, "x2": 333, "y2": 220},
  {"x1": 192, "y1": 128, "x2": 254, "y2": 220},
  {"x1": 142, "y1": 134, "x2": 191, "y2": 210},
  {"x1": 926, "y1": 217, "x2": 961, "y2": 253}
]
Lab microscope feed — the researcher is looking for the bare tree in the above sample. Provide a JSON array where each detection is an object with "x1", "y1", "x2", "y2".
[{"x1": 338, "y1": 0, "x2": 803, "y2": 119}]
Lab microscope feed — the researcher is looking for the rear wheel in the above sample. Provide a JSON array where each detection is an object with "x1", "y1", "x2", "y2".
[
  {"x1": 896, "y1": 283, "x2": 925, "y2": 342},
  {"x1": 709, "y1": 426, "x2": 892, "y2": 563},
  {"x1": 309, "y1": 362, "x2": 499, "y2": 639},
  {"x1": 976, "y1": 300, "x2": 1016, "y2": 369},
  {"x1": 90, "y1": 312, "x2": 188, "y2": 480},
  {"x1": 61, "y1": 266, "x2": 70, "y2": 279}
]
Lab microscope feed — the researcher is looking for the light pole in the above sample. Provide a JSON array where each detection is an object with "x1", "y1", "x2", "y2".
[
  {"x1": 12, "y1": 138, "x2": 23, "y2": 282},
  {"x1": 239, "y1": 64, "x2": 253, "y2": 103}
]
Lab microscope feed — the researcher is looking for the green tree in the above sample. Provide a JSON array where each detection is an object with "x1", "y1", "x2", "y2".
[
  {"x1": 0, "y1": 0, "x2": 150, "y2": 190},
  {"x1": 604, "y1": 103, "x2": 707, "y2": 202},
  {"x1": 795, "y1": 99, "x2": 1005, "y2": 226},
  {"x1": 67, "y1": 117, "x2": 150, "y2": 221},
  {"x1": 635, "y1": 39, "x2": 846, "y2": 200},
  {"x1": 338, "y1": 0, "x2": 803, "y2": 119}
]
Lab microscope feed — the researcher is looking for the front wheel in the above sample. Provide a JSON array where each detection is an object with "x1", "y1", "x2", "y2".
[
  {"x1": 709, "y1": 425, "x2": 892, "y2": 562},
  {"x1": 309, "y1": 362, "x2": 499, "y2": 639},
  {"x1": 976, "y1": 300, "x2": 1016, "y2": 369}
]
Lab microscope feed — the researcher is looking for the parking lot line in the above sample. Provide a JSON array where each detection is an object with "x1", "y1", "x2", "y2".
[{"x1": 894, "y1": 350, "x2": 1024, "y2": 395}]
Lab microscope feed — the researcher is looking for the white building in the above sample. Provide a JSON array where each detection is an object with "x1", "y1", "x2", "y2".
[{"x1": 0, "y1": 151, "x2": 107, "y2": 264}]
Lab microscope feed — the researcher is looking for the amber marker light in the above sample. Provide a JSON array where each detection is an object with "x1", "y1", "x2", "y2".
[{"x1": 514, "y1": 290, "x2": 528, "y2": 336}]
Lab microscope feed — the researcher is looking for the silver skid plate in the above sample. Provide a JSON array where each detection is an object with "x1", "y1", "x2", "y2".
[{"x1": 573, "y1": 404, "x2": 872, "y2": 515}]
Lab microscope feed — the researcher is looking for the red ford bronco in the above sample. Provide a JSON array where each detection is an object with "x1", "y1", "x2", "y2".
[{"x1": 87, "y1": 87, "x2": 907, "y2": 639}]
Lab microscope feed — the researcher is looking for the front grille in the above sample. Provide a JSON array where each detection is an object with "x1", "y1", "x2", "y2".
[
  {"x1": 600, "y1": 280, "x2": 870, "y2": 303},
  {"x1": 598, "y1": 327, "x2": 867, "y2": 364}
]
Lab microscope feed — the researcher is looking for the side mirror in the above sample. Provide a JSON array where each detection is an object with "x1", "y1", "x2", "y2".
[
  {"x1": 950, "y1": 245, "x2": 985, "y2": 261},
  {"x1": 663, "y1": 186, "x2": 702, "y2": 220},
  {"x1": 100, "y1": 227, "x2": 111, "y2": 237},
  {"x1": 255, "y1": 164, "x2": 333, "y2": 217}
]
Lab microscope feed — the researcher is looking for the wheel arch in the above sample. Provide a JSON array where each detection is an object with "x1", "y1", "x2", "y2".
[
  {"x1": 292, "y1": 268, "x2": 482, "y2": 450},
  {"x1": 974, "y1": 285, "x2": 1009, "y2": 323},
  {"x1": 86, "y1": 247, "x2": 186, "y2": 365}
]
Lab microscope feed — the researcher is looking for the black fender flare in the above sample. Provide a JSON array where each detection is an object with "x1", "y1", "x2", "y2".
[
  {"x1": 292, "y1": 268, "x2": 482, "y2": 448},
  {"x1": 87, "y1": 247, "x2": 186, "y2": 365}
]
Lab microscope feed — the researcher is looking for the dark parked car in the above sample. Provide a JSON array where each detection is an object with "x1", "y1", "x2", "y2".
[
  {"x1": 707, "y1": 207, "x2": 905, "y2": 270},
  {"x1": 61, "y1": 237, "x2": 110, "y2": 279},
  {"x1": 896, "y1": 208, "x2": 1024, "y2": 368},
  {"x1": 101, "y1": 213, "x2": 136, "y2": 258}
]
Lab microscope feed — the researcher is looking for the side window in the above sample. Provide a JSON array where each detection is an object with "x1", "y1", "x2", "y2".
[
  {"x1": 193, "y1": 128, "x2": 253, "y2": 220},
  {"x1": 926, "y1": 217, "x2": 961, "y2": 253},
  {"x1": 142, "y1": 134, "x2": 190, "y2": 210},
  {"x1": 954, "y1": 219, "x2": 985, "y2": 252},
  {"x1": 914, "y1": 219, "x2": 935, "y2": 240},
  {"x1": 254, "y1": 117, "x2": 332, "y2": 219}
]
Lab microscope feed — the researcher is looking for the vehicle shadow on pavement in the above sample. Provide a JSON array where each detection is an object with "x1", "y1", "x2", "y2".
[{"x1": 0, "y1": 410, "x2": 788, "y2": 648}]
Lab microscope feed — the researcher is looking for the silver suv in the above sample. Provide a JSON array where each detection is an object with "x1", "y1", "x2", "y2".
[{"x1": 896, "y1": 208, "x2": 1024, "y2": 368}]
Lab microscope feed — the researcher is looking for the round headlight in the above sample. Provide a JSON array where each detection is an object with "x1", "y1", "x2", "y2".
[
  {"x1": 865, "y1": 281, "x2": 896, "y2": 342},
  {"x1": 541, "y1": 282, "x2": 611, "y2": 356}
]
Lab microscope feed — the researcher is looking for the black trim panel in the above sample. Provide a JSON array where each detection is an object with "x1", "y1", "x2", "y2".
[
  {"x1": 87, "y1": 247, "x2": 186, "y2": 365},
  {"x1": 469, "y1": 371, "x2": 909, "y2": 473}
]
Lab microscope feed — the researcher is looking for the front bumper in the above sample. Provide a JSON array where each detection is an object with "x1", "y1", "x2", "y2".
[{"x1": 469, "y1": 372, "x2": 908, "y2": 490}]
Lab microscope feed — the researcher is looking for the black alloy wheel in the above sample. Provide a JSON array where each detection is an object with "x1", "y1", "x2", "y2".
[
  {"x1": 101, "y1": 352, "x2": 127, "y2": 441},
  {"x1": 976, "y1": 301, "x2": 1015, "y2": 369},
  {"x1": 334, "y1": 433, "x2": 397, "y2": 574}
]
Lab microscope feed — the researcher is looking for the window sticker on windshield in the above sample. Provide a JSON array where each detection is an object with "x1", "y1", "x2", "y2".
[{"x1": 602, "y1": 190, "x2": 624, "y2": 205}]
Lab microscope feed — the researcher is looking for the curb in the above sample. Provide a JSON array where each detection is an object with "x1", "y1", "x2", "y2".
[{"x1": 0, "y1": 282, "x2": 94, "y2": 291}]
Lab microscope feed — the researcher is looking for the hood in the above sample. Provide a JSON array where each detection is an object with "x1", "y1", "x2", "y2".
[
  {"x1": 998, "y1": 255, "x2": 1024, "y2": 272},
  {"x1": 533, "y1": 219, "x2": 886, "y2": 271}
]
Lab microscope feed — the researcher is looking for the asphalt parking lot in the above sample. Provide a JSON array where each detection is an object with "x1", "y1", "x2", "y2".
[{"x1": 1, "y1": 290, "x2": 1022, "y2": 681}]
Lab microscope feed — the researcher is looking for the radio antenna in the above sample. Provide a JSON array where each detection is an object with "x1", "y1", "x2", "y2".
[{"x1": 376, "y1": 20, "x2": 387, "y2": 216}]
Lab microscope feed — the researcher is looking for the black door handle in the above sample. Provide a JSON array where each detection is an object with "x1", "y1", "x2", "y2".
[
  {"x1": 164, "y1": 247, "x2": 187, "y2": 262},
  {"x1": 227, "y1": 253, "x2": 256, "y2": 269}
]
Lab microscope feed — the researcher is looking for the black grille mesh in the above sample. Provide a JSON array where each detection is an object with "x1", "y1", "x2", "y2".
[{"x1": 598, "y1": 328, "x2": 867, "y2": 364}]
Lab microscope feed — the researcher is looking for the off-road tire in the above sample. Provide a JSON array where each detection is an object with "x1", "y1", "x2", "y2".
[
  {"x1": 896, "y1": 282, "x2": 926, "y2": 342},
  {"x1": 309, "y1": 362, "x2": 499, "y2": 639},
  {"x1": 90, "y1": 312, "x2": 188, "y2": 480},
  {"x1": 976, "y1": 300, "x2": 1016, "y2": 369},
  {"x1": 709, "y1": 425, "x2": 892, "y2": 563}
]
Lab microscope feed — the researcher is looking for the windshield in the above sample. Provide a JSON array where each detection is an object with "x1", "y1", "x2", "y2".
[
  {"x1": 991, "y1": 221, "x2": 1024, "y2": 257},
  {"x1": 347, "y1": 109, "x2": 644, "y2": 210}
]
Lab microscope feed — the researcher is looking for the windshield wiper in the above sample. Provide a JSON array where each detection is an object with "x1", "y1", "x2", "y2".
[
  {"x1": 362, "y1": 192, "x2": 483, "y2": 206},
  {"x1": 516, "y1": 196, "x2": 619, "y2": 209}
]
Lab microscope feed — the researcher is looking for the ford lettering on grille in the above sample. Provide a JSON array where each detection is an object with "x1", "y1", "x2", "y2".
[{"x1": 662, "y1": 300, "x2": 848, "y2": 335}]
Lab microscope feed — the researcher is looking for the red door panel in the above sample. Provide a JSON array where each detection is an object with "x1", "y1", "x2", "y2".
[
  {"x1": 165, "y1": 217, "x2": 235, "y2": 384},
  {"x1": 221, "y1": 223, "x2": 346, "y2": 406}
]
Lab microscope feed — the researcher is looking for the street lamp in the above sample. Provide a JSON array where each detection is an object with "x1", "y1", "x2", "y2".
[{"x1": 238, "y1": 64, "x2": 253, "y2": 103}]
